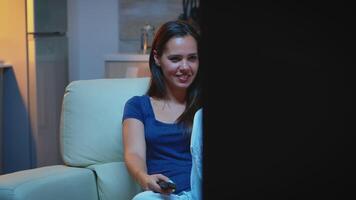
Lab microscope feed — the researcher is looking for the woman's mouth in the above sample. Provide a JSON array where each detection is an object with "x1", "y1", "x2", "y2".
[{"x1": 177, "y1": 74, "x2": 190, "y2": 83}]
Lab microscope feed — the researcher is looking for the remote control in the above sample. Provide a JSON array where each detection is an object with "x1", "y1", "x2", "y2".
[{"x1": 158, "y1": 180, "x2": 176, "y2": 190}]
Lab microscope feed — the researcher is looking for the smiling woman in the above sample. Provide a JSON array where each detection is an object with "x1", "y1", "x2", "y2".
[
  {"x1": 153, "y1": 35, "x2": 198, "y2": 91},
  {"x1": 122, "y1": 20, "x2": 202, "y2": 200}
]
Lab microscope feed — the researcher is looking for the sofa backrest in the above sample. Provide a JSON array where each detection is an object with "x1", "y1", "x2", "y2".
[{"x1": 60, "y1": 78, "x2": 150, "y2": 167}]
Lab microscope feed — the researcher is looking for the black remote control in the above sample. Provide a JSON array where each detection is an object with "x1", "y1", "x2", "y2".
[{"x1": 158, "y1": 180, "x2": 176, "y2": 190}]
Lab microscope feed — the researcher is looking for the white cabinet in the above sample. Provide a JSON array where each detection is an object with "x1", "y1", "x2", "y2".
[{"x1": 105, "y1": 54, "x2": 150, "y2": 78}]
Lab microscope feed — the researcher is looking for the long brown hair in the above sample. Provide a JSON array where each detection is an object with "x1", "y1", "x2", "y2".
[{"x1": 146, "y1": 20, "x2": 202, "y2": 133}]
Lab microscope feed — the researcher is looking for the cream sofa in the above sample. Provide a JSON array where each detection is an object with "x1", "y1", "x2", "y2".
[{"x1": 0, "y1": 78, "x2": 151, "y2": 200}]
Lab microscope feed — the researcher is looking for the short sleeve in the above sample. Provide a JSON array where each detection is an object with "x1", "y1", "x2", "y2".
[{"x1": 122, "y1": 96, "x2": 144, "y2": 122}]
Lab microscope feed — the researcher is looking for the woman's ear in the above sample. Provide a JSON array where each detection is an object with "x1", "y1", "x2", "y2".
[{"x1": 153, "y1": 49, "x2": 160, "y2": 66}]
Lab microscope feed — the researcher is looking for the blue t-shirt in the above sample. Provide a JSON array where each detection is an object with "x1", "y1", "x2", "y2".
[{"x1": 122, "y1": 95, "x2": 192, "y2": 194}]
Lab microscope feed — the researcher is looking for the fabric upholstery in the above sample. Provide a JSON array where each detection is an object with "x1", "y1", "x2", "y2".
[
  {"x1": 0, "y1": 78, "x2": 151, "y2": 200},
  {"x1": 60, "y1": 78, "x2": 150, "y2": 167},
  {"x1": 88, "y1": 162, "x2": 141, "y2": 200},
  {"x1": 0, "y1": 165, "x2": 98, "y2": 200}
]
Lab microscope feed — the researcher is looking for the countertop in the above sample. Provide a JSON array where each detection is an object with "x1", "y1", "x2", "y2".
[
  {"x1": 104, "y1": 53, "x2": 149, "y2": 62},
  {"x1": 0, "y1": 63, "x2": 12, "y2": 68}
]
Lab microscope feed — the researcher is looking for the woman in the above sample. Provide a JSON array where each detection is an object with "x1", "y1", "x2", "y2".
[{"x1": 122, "y1": 20, "x2": 202, "y2": 200}]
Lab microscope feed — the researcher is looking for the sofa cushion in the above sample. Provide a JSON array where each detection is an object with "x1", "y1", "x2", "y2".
[
  {"x1": 88, "y1": 162, "x2": 141, "y2": 200},
  {"x1": 61, "y1": 78, "x2": 150, "y2": 167},
  {"x1": 0, "y1": 165, "x2": 98, "y2": 200}
]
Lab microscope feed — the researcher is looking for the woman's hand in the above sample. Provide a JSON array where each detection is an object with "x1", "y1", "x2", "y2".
[{"x1": 140, "y1": 173, "x2": 175, "y2": 195}]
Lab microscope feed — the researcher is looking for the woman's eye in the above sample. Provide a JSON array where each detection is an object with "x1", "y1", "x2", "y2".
[
  {"x1": 188, "y1": 55, "x2": 198, "y2": 61},
  {"x1": 169, "y1": 57, "x2": 181, "y2": 62}
]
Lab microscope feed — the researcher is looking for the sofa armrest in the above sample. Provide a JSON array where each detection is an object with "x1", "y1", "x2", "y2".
[{"x1": 0, "y1": 165, "x2": 98, "y2": 200}]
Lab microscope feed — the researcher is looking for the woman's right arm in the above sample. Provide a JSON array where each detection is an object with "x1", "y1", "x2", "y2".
[{"x1": 122, "y1": 118, "x2": 170, "y2": 193}]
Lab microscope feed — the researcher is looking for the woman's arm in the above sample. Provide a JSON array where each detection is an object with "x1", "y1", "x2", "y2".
[
  {"x1": 122, "y1": 118, "x2": 171, "y2": 193},
  {"x1": 122, "y1": 118, "x2": 147, "y2": 186}
]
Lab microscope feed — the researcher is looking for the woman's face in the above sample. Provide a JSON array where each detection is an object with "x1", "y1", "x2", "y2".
[{"x1": 154, "y1": 35, "x2": 199, "y2": 92}]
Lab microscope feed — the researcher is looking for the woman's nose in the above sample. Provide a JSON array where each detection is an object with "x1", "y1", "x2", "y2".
[{"x1": 181, "y1": 60, "x2": 189, "y2": 69}]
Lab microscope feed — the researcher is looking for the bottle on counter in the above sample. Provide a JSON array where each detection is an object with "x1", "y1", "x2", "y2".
[{"x1": 140, "y1": 24, "x2": 155, "y2": 54}]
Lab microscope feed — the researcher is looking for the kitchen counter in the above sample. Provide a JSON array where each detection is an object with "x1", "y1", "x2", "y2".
[
  {"x1": 104, "y1": 53, "x2": 149, "y2": 62},
  {"x1": 104, "y1": 53, "x2": 150, "y2": 78},
  {"x1": 0, "y1": 63, "x2": 12, "y2": 68}
]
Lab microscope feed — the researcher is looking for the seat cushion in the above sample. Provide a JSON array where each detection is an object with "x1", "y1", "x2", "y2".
[
  {"x1": 0, "y1": 165, "x2": 98, "y2": 200},
  {"x1": 88, "y1": 162, "x2": 141, "y2": 200},
  {"x1": 60, "y1": 78, "x2": 150, "y2": 167}
]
